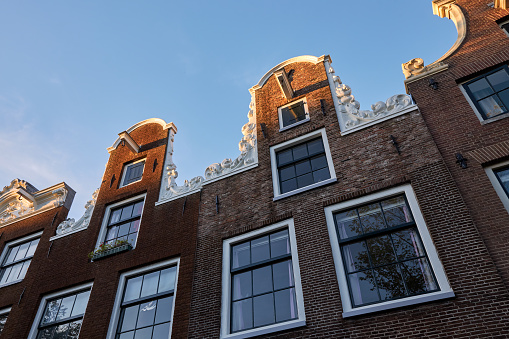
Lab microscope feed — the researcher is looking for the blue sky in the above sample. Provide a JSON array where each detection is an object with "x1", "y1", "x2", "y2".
[{"x1": 0, "y1": 1, "x2": 456, "y2": 219}]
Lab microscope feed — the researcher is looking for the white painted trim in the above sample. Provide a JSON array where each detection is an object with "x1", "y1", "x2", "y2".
[
  {"x1": 220, "y1": 219, "x2": 306, "y2": 339},
  {"x1": 27, "y1": 282, "x2": 94, "y2": 339},
  {"x1": 323, "y1": 59, "x2": 346, "y2": 132},
  {"x1": 108, "y1": 118, "x2": 177, "y2": 153},
  {"x1": 0, "y1": 231, "x2": 42, "y2": 289},
  {"x1": 50, "y1": 227, "x2": 88, "y2": 241},
  {"x1": 431, "y1": 2, "x2": 467, "y2": 64},
  {"x1": 340, "y1": 105, "x2": 418, "y2": 136},
  {"x1": 485, "y1": 159, "x2": 509, "y2": 214},
  {"x1": 119, "y1": 158, "x2": 146, "y2": 188},
  {"x1": 94, "y1": 194, "x2": 147, "y2": 251},
  {"x1": 278, "y1": 98, "x2": 310, "y2": 131},
  {"x1": 250, "y1": 55, "x2": 329, "y2": 91},
  {"x1": 324, "y1": 184, "x2": 454, "y2": 317},
  {"x1": 500, "y1": 18, "x2": 509, "y2": 37},
  {"x1": 0, "y1": 306, "x2": 10, "y2": 316},
  {"x1": 270, "y1": 128, "x2": 336, "y2": 199},
  {"x1": 106, "y1": 257, "x2": 180, "y2": 339}
]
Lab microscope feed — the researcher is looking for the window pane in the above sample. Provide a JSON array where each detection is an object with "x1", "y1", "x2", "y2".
[
  {"x1": 118, "y1": 223, "x2": 130, "y2": 238},
  {"x1": 498, "y1": 88, "x2": 509, "y2": 113},
  {"x1": 281, "y1": 103, "x2": 306, "y2": 126},
  {"x1": 392, "y1": 228, "x2": 425, "y2": 260},
  {"x1": 292, "y1": 144, "x2": 308, "y2": 161},
  {"x1": 307, "y1": 138, "x2": 324, "y2": 156},
  {"x1": 495, "y1": 167, "x2": 509, "y2": 194},
  {"x1": 232, "y1": 271, "x2": 252, "y2": 301},
  {"x1": 26, "y1": 239, "x2": 40, "y2": 257},
  {"x1": 132, "y1": 201, "x2": 144, "y2": 217},
  {"x1": 296, "y1": 173, "x2": 313, "y2": 188},
  {"x1": 129, "y1": 220, "x2": 140, "y2": 234},
  {"x1": 110, "y1": 209, "x2": 122, "y2": 224},
  {"x1": 0, "y1": 314, "x2": 7, "y2": 333},
  {"x1": 8, "y1": 262, "x2": 23, "y2": 282},
  {"x1": 56, "y1": 295, "x2": 76, "y2": 321},
  {"x1": 335, "y1": 210, "x2": 362, "y2": 239},
  {"x1": 232, "y1": 242, "x2": 250, "y2": 269},
  {"x1": 140, "y1": 271, "x2": 160, "y2": 298},
  {"x1": 251, "y1": 236, "x2": 270, "y2": 264},
  {"x1": 358, "y1": 203, "x2": 385, "y2": 233},
  {"x1": 124, "y1": 276, "x2": 143, "y2": 302},
  {"x1": 275, "y1": 288, "x2": 297, "y2": 322},
  {"x1": 136, "y1": 301, "x2": 157, "y2": 328},
  {"x1": 152, "y1": 322, "x2": 171, "y2": 339},
  {"x1": 381, "y1": 196, "x2": 412, "y2": 226},
  {"x1": 0, "y1": 266, "x2": 12, "y2": 284},
  {"x1": 119, "y1": 331, "x2": 134, "y2": 339},
  {"x1": 478, "y1": 94, "x2": 505, "y2": 118},
  {"x1": 121, "y1": 204, "x2": 134, "y2": 221},
  {"x1": 42, "y1": 299, "x2": 61, "y2": 325},
  {"x1": 276, "y1": 149, "x2": 293, "y2": 167},
  {"x1": 342, "y1": 241, "x2": 370, "y2": 272},
  {"x1": 134, "y1": 327, "x2": 152, "y2": 339},
  {"x1": 375, "y1": 264, "x2": 406, "y2": 300},
  {"x1": 18, "y1": 259, "x2": 31, "y2": 280},
  {"x1": 106, "y1": 226, "x2": 119, "y2": 241},
  {"x1": 349, "y1": 270, "x2": 380, "y2": 306},
  {"x1": 14, "y1": 242, "x2": 30, "y2": 261},
  {"x1": 281, "y1": 178, "x2": 297, "y2": 194},
  {"x1": 294, "y1": 160, "x2": 311, "y2": 176},
  {"x1": 120, "y1": 305, "x2": 139, "y2": 332},
  {"x1": 53, "y1": 322, "x2": 69, "y2": 338},
  {"x1": 467, "y1": 77, "x2": 494, "y2": 100},
  {"x1": 401, "y1": 258, "x2": 437, "y2": 294},
  {"x1": 154, "y1": 296, "x2": 173, "y2": 324},
  {"x1": 312, "y1": 167, "x2": 330, "y2": 183},
  {"x1": 279, "y1": 166, "x2": 296, "y2": 182},
  {"x1": 5, "y1": 246, "x2": 19, "y2": 264},
  {"x1": 71, "y1": 291, "x2": 91, "y2": 317},
  {"x1": 253, "y1": 266, "x2": 272, "y2": 295},
  {"x1": 67, "y1": 320, "x2": 82, "y2": 339},
  {"x1": 366, "y1": 235, "x2": 396, "y2": 267},
  {"x1": 231, "y1": 299, "x2": 252, "y2": 332},
  {"x1": 273, "y1": 260, "x2": 294, "y2": 290},
  {"x1": 253, "y1": 294, "x2": 275, "y2": 327},
  {"x1": 270, "y1": 230, "x2": 290, "y2": 258},
  {"x1": 158, "y1": 267, "x2": 177, "y2": 293},
  {"x1": 37, "y1": 326, "x2": 56, "y2": 339},
  {"x1": 486, "y1": 69, "x2": 509, "y2": 92},
  {"x1": 310, "y1": 155, "x2": 328, "y2": 171}
]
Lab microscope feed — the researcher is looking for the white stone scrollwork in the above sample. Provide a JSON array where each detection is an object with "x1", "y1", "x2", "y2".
[
  {"x1": 0, "y1": 200, "x2": 34, "y2": 224},
  {"x1": 402, "y1": 58, "x2": 448, "y2": 80},
  {"x1": 329, "y1": 66, "x2": 414, "y2": 131},
  {"x1": 52, "y1": 187, "x2": 68, "y2": 207},
  {"x1": 56, "y1": 188, "x2": 99, "y2": 235}
]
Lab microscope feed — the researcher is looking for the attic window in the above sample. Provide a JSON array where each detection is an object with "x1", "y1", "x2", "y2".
[
  {"x1": 120, "y1": 159, "x2": 146, "y2": 187},
  {"x1": 278, "y1": 99, "x2": 310, "y2": 131}
]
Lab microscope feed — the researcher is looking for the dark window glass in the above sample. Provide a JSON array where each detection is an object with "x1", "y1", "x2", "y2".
[
  {"x1": 116, "y1": 266, "x2": 177, "y2": 339},
  {"x1": 123, "y1": 161, "x2": 145, "y2": 186},
  {"x1": 280, "y1": 101, "x2": 307, "y2": 128},
  {"x1": 464, "y1": 65, "x2": 509, "y2": 119},
  {"x1": 334, "y1": 195, "x2": 439, "y2": 308},
  {"x1": 276, "y1": 138, "x2": 331, "y2": 194},
  {"x1": 494, "y1": 166, "x2": 509, "y2": 197},
  {"x1": 230, "y1": 229, "x2": 297, "y2": 333},
  {"x1": 0, "y1": 313, "x2": 8, "y2": 334},
  {"x1": 502, "y1": 21, "x2": 509, "y2": 34},
  {"x1": 105, "y1": 200, "x2": 144, "y2": 247},
  {"x1": 37, "y1": 290, "x2": 90, "y2": 339},
  {"x1": 0, "y1": 238, "x2": 40, "y2": 285}
]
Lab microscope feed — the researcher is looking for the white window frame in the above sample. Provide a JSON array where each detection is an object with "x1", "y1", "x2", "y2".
[
  {"x1": 324, "y1": 184, "x2": 454, "y2": 317},
  {"x1": 270, "y1": 128, "x2": 336, "y2": 201},
  {"x1": 278, "y1": 98, "x2": 310, "y2": 131},
  {"x1": 27, "y1": 282, "x2": 94, "y2": 339},
  {"x1": 106, "y1": 257, "x2": 180, "y2": 339},
  {"x1": 485, "y1": 159, "x2": 509, "y2": 214},
  {"x1": 220, "y1": 219, "x2": 306, "y2": 339},
  {"x1": 120, "y1": 158, "x2": 146, "y2": 188},
  {"x1": 95, "y1": 193, "x2": 146, "y2": 250},
  {"x1": 0, "y1": 306, "x2": 11, "y2": 334},
  {"x1": 0, "y1": 231, "x2": 42, "y2": 288}
]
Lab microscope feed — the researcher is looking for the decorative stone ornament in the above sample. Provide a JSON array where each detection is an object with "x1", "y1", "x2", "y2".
[{"x1": 56, "y1": 188, "x2": 99, "y2": 236}]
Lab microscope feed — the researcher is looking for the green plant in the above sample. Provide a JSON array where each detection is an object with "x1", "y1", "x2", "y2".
[{"x1": 88, "y1": 239, "x2": 130, "y2": 259}]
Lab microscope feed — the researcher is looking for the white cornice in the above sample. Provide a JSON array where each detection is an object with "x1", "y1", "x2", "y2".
[
  {"x1": 108, "y1": 118, "x2": 177, "y2": 153},
  {"x1": 249, "y1": 55, "x2": 330, "y2": 93}
]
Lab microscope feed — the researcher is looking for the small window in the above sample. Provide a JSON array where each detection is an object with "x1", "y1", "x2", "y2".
[
  {"x1": 103, "y1": 198, "x2": 145, "y2": 248},
  {"x1": 462, "y1": 65, "x2": 509, "y2": 120},
  {"x1": 485, "y1": 160, "x2": 509, "y2": 213},
  {"x1": 0, "y1": 307, "x2": 10, "y2": 335},
  {"x1": 498, "y1": 16, "x2": 509, "y2": 36},
  {"x1": 27, "y1": 283, "x2": 92, "y2": 339},
  {"x1": 107, "y1": 258, "x2": 179, "y2": 339},
  {"x1": 324, "y1": 185, "x2": 454, "y2": 317},
  {"x1": 0, "y1": 232, "x2": 41, "y2": 287},
  {"x1": 270, "y1": 128, "x2": 336, "y2": 200},
  {"x1": 121, "y1": 159, "x2": 146, "y2": 187},
  {"x1": 221, "y1": 220, "x2": 305, "y2": 339},
  {"x1": 278, "y1": 99, "x2": 309, "y2": 130}
]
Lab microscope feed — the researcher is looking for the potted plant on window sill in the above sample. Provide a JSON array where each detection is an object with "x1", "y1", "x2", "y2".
[{"x1": 88, "y1": 240, "x2": 132, "y2": 261}]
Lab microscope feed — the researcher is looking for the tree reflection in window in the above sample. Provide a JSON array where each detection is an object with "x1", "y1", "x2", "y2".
[{"x1": 334, "y1": 195, "x2": 438, "y2": 307}]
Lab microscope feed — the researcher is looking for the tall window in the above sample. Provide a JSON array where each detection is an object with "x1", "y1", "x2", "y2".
[
  {"x1": 0, "y1": 232, "x2": 41, "y2": 286},
  {"x1": 0, "y1": 307, "x2": 10, "y2": 335},
  {"x1": 104, "y1": 199, "x2": 144, "y2": 247},
  {"x1": 494, "y1": 165, "x2": 509, "y2": 197},
  {"x1": 485, "y1": 160, "x2": 509, "y2": 213},
  {"x1": 109, "y1": 260, "x2": 178, "y2": 339},
  {"x1": 121, "y1": 159, "x2": 145, "y2": 187},
  {"x1": 221, "y1": 220, "x2": 305, "y2": 339},
  {"x1": 324, "y1": 185, "x2": 453, "y2": 317},
  {"x1": 278, "y1": 99, "x2": 309, "y2": 130},
  {"x1": 462, "y1": 65, "x2": 509, "y2": 120}
]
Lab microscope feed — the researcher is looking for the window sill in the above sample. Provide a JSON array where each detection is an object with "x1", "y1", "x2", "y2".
[
  {"x1": 273, "y1": 178, "x2": 337, "y2": 201},
  {"x1": 119, "y1": 178, "x2": 142, "y2": 188},
  {"x1": 480, "y1": 111, "x2": 509, "y2": 125},
  {"x1": 222, "y1": 319, "x2": 306, "y2": 339},
  {"x1": 0, "y1": 279, "x2": 23, "y2": 289},
  {"x1": 341, "y1": 290, "x2": 455, "y2": 318},
  {"x1": 279, "y1": 118, "x2": 310, "y2": 132},
  {"x1": 91, "y1": 243, "x2": 133, "y2": 261}
]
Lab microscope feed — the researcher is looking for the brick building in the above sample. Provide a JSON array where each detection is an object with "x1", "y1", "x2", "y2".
[{"x1": 0, "y1": 0, "x2": 508, "y2": 338}]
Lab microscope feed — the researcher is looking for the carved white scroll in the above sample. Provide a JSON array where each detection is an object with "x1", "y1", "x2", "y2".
[{"x1": 56, "y1": 188, "x2": 99, "y2": 235}]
